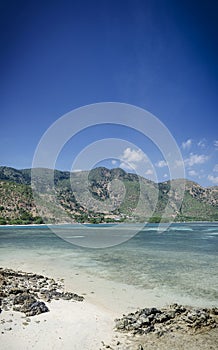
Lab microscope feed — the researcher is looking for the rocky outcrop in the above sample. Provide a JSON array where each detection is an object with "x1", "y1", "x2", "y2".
[
  {"x1": 0, "y1": 268, "x2": 84, "y2": 317},
  {"x1": 13, "y1": 293, "x2": 49, "y2": 316},
  {"x1": 115, "y1": 304, "x2": 218, "y2": 336}
]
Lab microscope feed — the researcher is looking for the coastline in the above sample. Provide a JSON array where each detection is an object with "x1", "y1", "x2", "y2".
[
  {"x1": 1, "y1": 264, "x2": 218, "y2": 350},
  {"x1": 1, "y1": 223, "x2": 218, "y2": 349},
  {"x1": 0, "y1": 220, "x2": 217, "y2": 228},
  {"x1": 1, "y1": 255, "x2": 217, "y2": 313}
]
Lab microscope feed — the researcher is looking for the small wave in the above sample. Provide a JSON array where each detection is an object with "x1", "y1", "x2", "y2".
[
  {"x1": 60, "y1": 235, "x2": 85, "y2": 239},
  {"x1": 70, "y1": 235, "x2": 85, "y2": 238},
  {"x1": 204, "y1": 228, "x2": 218, "y2": 232},
  {"x1": 142, "y1": 227, "x2": 160, "y2": 231},
  {"x1": 169, "y1": 227, "x2": 193, "y2": 231},
  {"x1": 205, "y1": 232, "x2": 218, "y2": 236}
]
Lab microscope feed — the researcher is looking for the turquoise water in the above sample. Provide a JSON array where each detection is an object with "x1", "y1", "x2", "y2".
[{"x1": 0, "y1": 223, "x2": 217, "y2": 304}]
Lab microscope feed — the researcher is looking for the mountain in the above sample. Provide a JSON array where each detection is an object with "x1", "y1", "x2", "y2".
[{"x1": 0, "y1": 166, "x2": 217, "y2": 224}]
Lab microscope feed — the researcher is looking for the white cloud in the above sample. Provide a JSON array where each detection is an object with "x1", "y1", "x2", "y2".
[
  {"x1": 145, "y1": 169, "x2": 153, "y2": 175},
  {"x1": 197, "y1": 139, "x2": 206, "y2": 149},
  {"x1": 111, "y1": 160, "x2": 117, "y2": 165},
  {"x1": 188, "y1": 170, "x2": 197, "y2": 177},
  {"x1": 208, "y1": 175, "x2": 218, "y2": 185},
  {"x1": 121, "y1": 148, "x2": 145, "y2": 162},
  {"x1": 163, "y1": 173, "x2": 168, "y2": 178},
  {"x1": 155, "y1": 160, "x2": 167, "y2": 168},
  {"x1": 213, "y1": 164, "x2": 218, "y2": 172},
  {"x1": 174, "y1": 153, "x2": 208, "y2": 169},
  {"x1": 214, "y1": 140, "x2": 218, "y2": 149},
  {"x1": 185, "y1": 153, "x2": 208, "y2": 166},
  {"x1": 182, "y1": 139, "x2": 192, "y2": 150},
  {"x1": 119, "y1": 147, "x2": 148, "y2": 171}
]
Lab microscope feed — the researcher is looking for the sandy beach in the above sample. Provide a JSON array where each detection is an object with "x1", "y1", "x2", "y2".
[
  {"x1": 1, "y1": 298, "x2": 116, "y2": 350},
  {"x1": 1, "y1": 263, "x2": 218, "y2": 350},
  {"x1": 0, "y1": 223, "x2": 218, "y2": 349}
]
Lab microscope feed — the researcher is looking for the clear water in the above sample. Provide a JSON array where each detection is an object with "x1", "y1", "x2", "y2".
[{"x1": 0, "y1": 223, "x2": 217, "y2": 305}]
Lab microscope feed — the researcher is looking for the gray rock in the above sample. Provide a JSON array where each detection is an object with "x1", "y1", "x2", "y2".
[
  {"x1": 0, "y1": 267, "x2": 84, "y2": 318},
  {"x1": 25, "y1": 301, "x2": 49, "y2": 316},
  {"x1": 115, "y1": 303, "x2": 218, "y2": 336},
  {"x1": 13, "y1": 292, "x2": 36, "y2": 306}
]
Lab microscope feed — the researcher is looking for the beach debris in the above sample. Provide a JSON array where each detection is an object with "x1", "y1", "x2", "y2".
[
  {"x1": 115, "y1": 303, "x2": 218, "y2": 336},
  {"x1": 0, "y1": 267, "x2": 84, "y2": 317}
]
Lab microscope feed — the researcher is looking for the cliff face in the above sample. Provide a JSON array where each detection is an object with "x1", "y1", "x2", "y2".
[{"x1": 0, "y1": 166, "x2": 217, "y2": 224}]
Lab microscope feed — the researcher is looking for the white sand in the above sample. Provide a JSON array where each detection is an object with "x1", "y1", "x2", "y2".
[
  {"x1": 1, "y1": 254, "x2": 217, "y2": 349},
  {"x1": 0, "y1": 258, "x2": 170, "y2": 350},
  {"x1": 1, "y1": 299, "x2": 115, "y2": 350},
  {"x1": 0, "y1": 258, "x2": 127, "y2": 350}
]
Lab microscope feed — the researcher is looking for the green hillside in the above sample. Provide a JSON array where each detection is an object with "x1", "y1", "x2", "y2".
[{"x1": 0, "y1": 166, "x2": 217, "y2": 224}]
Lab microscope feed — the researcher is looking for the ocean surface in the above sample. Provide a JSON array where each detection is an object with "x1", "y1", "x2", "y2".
[{"x1": 0, "y1": 223, "x2": 217, "y2": 306}]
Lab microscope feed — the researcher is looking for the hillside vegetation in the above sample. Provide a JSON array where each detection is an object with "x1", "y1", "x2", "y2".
[{"x1": 0, "y1": 166, "x2": 217, "y2": 224}]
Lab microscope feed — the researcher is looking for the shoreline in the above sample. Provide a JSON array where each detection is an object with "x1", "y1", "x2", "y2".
[
  {"x1": 1, "y1": 257, "x2": 217, "y2": 313},
  {"x1": 1, "y1": 223, "x2": 217, "y2": 349},
  {"x1": 0, "y1": 267, "x2": 116, "y2": 350},
  {"x1": 0, "y1": 220, "x2": 217, "y2": 228},
  {"x1": 1, "y1": 266, "x2": 218, "y2": 350}
]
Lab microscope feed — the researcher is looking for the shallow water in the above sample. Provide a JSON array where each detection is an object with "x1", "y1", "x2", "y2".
[{"x1": 0, "y1": 223, "x2": 217, "y2": 306}]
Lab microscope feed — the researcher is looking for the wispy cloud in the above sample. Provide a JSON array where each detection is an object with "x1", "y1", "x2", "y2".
[
  {"x1": 155, "y1": 160, "x2": 167, "y2": 168},
  {"x1": 214, "y1": 140, "x2": 218, "y2": 149},
  {"x1": 197, "y1": 139, "x2": 206, "y2": 149},
  {"x1": 111, "y1": 160, "x2": 117, "y2": 165},
  {"x1": 208, "y1": 175, "x2": 218, "y2": 185},
  {"x1": 182, "y1": 139, "x2": 192, "y2": 150},
  {"x1": 174, "y1": 153, "x2": 208, "y2": 169},
  {"x1": 188, "y1": 170, "x2": 197, "y2": 176},
  {"x1": 145, "y1": 169, "x2": 153, "y2": 175},
  {"x1": 213, "y1": 164, "x2": 218, "y2": 172},
  {"x1": 185, "y1": 153, "x2": 208, "y2": 167}
]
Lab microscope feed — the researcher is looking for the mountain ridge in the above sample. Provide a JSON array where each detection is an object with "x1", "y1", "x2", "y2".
[
  {"x1": 0, "y1": 166, "x2": 217, "y2": 224},
  {"x1": 0, "y1": 165, "x2": 217, "y2": 189}
]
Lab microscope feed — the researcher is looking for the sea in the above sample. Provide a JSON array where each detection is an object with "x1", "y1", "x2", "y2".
[{"x1": 0, "y1": 222, "x2": 217, "y2": 307}]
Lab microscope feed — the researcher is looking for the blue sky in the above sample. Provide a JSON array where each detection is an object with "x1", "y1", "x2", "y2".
[{"x1": 0, "y1": 0, "x2": 217, "y2": 186}]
